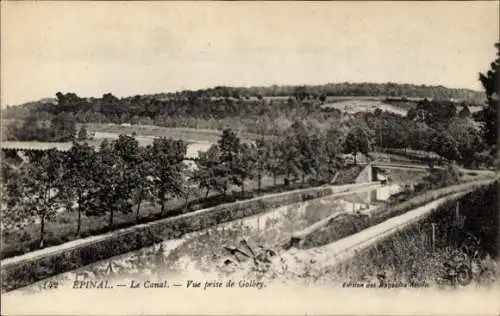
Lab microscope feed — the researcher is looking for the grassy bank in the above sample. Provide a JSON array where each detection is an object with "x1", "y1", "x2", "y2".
[
  {"x1": 298, "y1": 179, "x2": 492, "y2": 249},
  {"x1": 327, "y1": 181, "x2": 499, "y2": 287}
]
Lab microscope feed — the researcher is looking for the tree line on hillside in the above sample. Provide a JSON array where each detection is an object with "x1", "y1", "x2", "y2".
[
  {"x1": 356, "y1": 107, "x2": 491, "y2": 168},
  {"x1": 2, "y1": 82, "x2": 485, "y2": 125},
  {"x1": 2, "y1": 123, "x2": 374, "y2": 248},
  {"x1": 3, "y1": 93, "x2": 492, "y2": 169},
  {"x1": 4, "y1": 102, "x2": 493, "y2": 169},
  {"x1": 192, "y1": 83, "x2": 484, "y2": 102}
]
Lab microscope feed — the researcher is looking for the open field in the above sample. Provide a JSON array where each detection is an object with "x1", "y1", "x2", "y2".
[
  {"x1": 321, "y1": 99, "x2": 409, "y2": 116},
  {"x1": 83, "y1": 124, "x2": 260, "y2": 143}
]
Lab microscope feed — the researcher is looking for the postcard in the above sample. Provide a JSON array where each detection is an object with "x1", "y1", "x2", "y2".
[{"x1": 1, "y1": 1, "x2": 499, "y2": 315}]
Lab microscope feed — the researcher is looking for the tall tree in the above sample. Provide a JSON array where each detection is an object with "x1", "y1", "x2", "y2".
[
  {"x1": 447, "y1": 118, "x2": 485, "y2": 167},
  {"x1": 77, "y1": 125, "x2": 88, "y2": 140},
  {"x1": 89, "y1": 139, "x2": 133, "y2": 228},
  {"x1": 478, "y1": 42, "x2": 499, "y2": 150},
  {"x1": 150, "y1": 138, "x2": 187, "y2": 214},
  {"x1": 218, "y1": 128, "x2": 241, "y2": 172},
  {"x1": 254, "y1": 138, "x2": 267, "y2": 193},
  {"x1": 343, "y1": 126, "x2": 371, "y2": 163},
  {"x1": 51, "y1": 112, "x2": 77, "y2": 141},
  {"x1": 263, "y1": 139, "x2": 283, "y2": 187},
  {"x1": 323, "y1": 129, "x2": 344, "y2": 182},
  {"x1": 132, "y1": 145, "x2": 155, "y2": 221},
  {"x1": 233, "y1": 142, "x2": 256, "y2": 194},
  {"x1": 431, "y1": 131, "x2": 460, "y2": 163},
  {"x1": 59, "y1": 142, "x2": 98, "y2": 235},
  {"x1": 194, "y1": 145, "x2": 230, "y2": 197},
  {"x1": 19, "y1": 149, "x2": 64, "y2": 247},
  {"x1": 0, "y1": 160, "x2": 24, "y2": 231}
]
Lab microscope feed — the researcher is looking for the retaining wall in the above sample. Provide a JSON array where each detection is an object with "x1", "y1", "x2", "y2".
[{"x1": 355, "y1": 164, "x2": 374, "y2": 183}]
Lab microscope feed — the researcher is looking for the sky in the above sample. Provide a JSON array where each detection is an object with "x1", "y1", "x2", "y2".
[{"x1": 1, "y1": 1, "x2": 499, "y2": 106}]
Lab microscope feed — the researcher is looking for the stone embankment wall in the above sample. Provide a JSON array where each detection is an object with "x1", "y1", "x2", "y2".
[{"x1": 355, "y1": 164, "x2": 374, "y2": 183}]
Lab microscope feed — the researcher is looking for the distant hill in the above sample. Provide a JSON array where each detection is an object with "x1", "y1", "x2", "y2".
[
  {"x1": 173, "y1": 82, "x2": 485, "y2": 103},
  {"x1": 1, "y1": 83, "x2": 486, "y2": 128}
]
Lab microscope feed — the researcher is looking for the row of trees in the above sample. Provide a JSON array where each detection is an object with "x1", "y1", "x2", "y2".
[
  {"x1": 2, "y1": 82, "x2": 485, "y2": 125},
  {"x1": 2, "y1": 136, "x2": 187, "y2": 246},
  {"x1": 2, "y1": 123, "x2": 373, "y2": 248},
  {"x1": 357, "y1": 109, "x2": 489, "y2": 167}
]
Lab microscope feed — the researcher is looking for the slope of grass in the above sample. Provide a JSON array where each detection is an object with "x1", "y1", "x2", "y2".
[
  {"x1": 321, "y1": 99, "x2": 408, "y2": 116},
  {"x1": 327, "y1": 182, "x2": 498, "y2": 287}
]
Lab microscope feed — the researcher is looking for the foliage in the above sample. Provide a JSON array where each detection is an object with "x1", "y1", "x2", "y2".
[
  {"x1": 194, "y1": 144, "x2": 228, "y2": 197},
  {"x1": 478, "y1": 43, "x2": 499, "y2": 150},
  {"x1": 343, "y1": 126, "x2": 371, "y2": 162},
  {"x1": 59, "y1": 142, "x2": 98, "y2": 234},
  {"x1": 149, "y1": 137, "x2": 188, "y2": 214},
  {"x1": 131, "y1": 146, "x2": 155, "y2": 220},
  {"x1": 447, "y1": 118, "x2": 485, "y2": 167},
  {"x1": 77, "y1": 125, "x2": 88, "y2": 140},
  {"x1": 6, "y1": 113, "x2": 77, "y2": 142},
  {"x1": 233, "y1": 142, "x2": 257, "y2": 193},
  {"x1": 13, "y1": 149, "x2": 64, "y2": 247},
  {"x1": 89, "y1": 139, "x2": 131, "y2": 227},
  {"x1": 430, "y1": 131, "x2": 460, "y2": 162}
]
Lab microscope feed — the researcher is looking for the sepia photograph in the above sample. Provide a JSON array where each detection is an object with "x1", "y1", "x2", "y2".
[{"x1": 1, "y1": 1, "x2": 499, "y2": 315}]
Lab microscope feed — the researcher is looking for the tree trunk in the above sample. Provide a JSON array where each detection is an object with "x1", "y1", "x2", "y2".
[
  {"x1": 77, "y1": 206, "x2": 82, "y2": 235},
  {"x1": 160, "y1": 198, "x2": 165, "y2": 215},
  {"x1": 302, "y1": 173, "x2": 305, "y2": 184},
  {"x1": 354, "y1": 151, "x2": 357, "y2": 164},
  {"x1": 257, "y1": 173, "x2": 262, "y2": 193},
  {"x1": 205, "y1": 188, "x2": 210, "y2": 198},
  {"x1": 241, "y1": 180, "x2": 245, "y2": 194},
  {"x1": 135, "y1": 198, "x2": 143, "y2": 222},
  {"x1": 39, "y1": 215, "x2": 45, "y2": 248},
  {"x1": 109, "y1": 209, "x2": 114, "y2": 228},
  {"x1": 76, "y1": 193, "x2": 82, "y2": 235},
  {"x1": 273, "y1": 172, "x2": 277, "y2": 186}
]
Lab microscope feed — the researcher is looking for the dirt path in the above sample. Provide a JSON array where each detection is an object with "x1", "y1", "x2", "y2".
[{"x1": 283, "y1": 182, "x2": 494, "y2": 270}]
